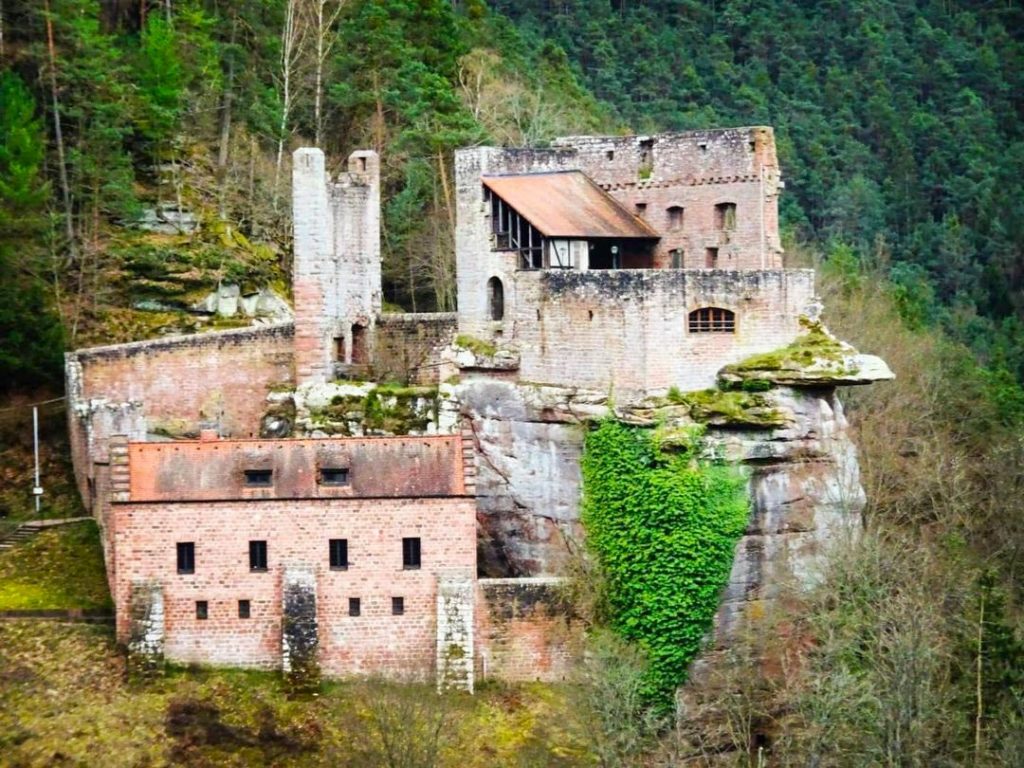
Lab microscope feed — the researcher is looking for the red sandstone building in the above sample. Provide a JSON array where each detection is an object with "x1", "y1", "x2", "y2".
[{"x1": 109, "y1": 434, "x2": 477, "y2": 681}]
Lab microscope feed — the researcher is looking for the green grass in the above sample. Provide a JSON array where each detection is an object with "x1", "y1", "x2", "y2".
[
  {"x1": 0, "y1": 622, "x2": 592, "y2": 767},
  {"x1": 454, "y1": 334, "x2": 498, "y2": 357},
  {"x1": 661, "y1": 388, "x2": 786, "y2": 428},
  {"x1": 721, "y1": 321, "x2": 851, "y2": 375},
  {"x1": 0, "y1": 521, "x2": 112, "y2": 611}
]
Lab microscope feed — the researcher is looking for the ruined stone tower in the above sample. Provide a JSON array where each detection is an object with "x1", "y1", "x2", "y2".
[{"x1": 292, "y1": 148, "x2": 382, "y2": 383}]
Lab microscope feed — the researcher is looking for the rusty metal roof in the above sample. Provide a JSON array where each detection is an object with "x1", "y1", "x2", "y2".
[{"x1": 482, "y1": 171, "x2": 659, "y2": 239}]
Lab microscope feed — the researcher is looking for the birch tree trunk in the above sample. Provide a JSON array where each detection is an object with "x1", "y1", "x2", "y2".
[
  {"x1": 42, "y1": 0, "x2": 77, "y2": 267},
  {"x1": 308, "y1": 0, "x2": 344, "y2": 147},
  {"x1": 273, "y1": 0, "x2": 306, "y2": 210}
]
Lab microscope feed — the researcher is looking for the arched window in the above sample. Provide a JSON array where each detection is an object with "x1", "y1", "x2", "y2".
[
  {"x1": 667, "y1": 206, "x2": 684, "y2": 231},
  {"x1": 688, "y1": 307, "x2": 735, "y2": 333},
  {"x1": 488, "y1": 277, "x2": 504, "y2": 321}
]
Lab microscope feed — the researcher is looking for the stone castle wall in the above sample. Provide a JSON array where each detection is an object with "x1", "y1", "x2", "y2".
[
  {"x1": 65, "y1": 323, "x2": 295, "y2": 511},
  {"x1": 512, "y1": 269, "x2": 816, "y2": 394},
  {"x1": 293, "y1": 148, "x2": 381, "y2": 384},
  {"x1": 555, "y1": 127, "x2": 783, "y2": 270},
  {"x1": 374, "y1": 312, "x2": 457, "y2": 385},
  {"x1": 475, "y1": 578, "x2": 578, "y2": 682}
]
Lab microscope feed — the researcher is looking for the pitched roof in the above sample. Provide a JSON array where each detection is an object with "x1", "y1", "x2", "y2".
[{"x1": 482, "y1": 171, "x2": 659, "y2": 240}]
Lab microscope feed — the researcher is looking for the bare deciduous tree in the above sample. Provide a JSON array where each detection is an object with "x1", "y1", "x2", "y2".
[
  {"x1": 273, "y1": 0, "x2": 307, "y2": 209},
  {"x1": 304, "y1": 0, "x2": 345, "y2": 147}
]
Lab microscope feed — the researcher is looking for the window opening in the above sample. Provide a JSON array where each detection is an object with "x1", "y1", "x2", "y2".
[
  {"x1": 238, "y1": 600, "x2": 251, "y2": 619},
  {"x1": 489, "y1": 190, "x2": 544, "y2": 268},
  {"x1": 320, "y1": 468, "x2": 350, "y2": 486},
  {"x1": 392, "y1": 597, "x2": 405, "y2": 616},
  {"x1": 402, "y1": 537, "x2": 421, "y2": 570},
  {"x1": 177, "y1": 542, "x2": 195, "y2": 574},
  {"x1": 196, "y1": 600, "x2": 208, "y2": 620},
  {"x1": 350, "y1": 324, "x2": 368, "y2": 365},
  {"x1": 714, "y1": 202, "x2": 737, "y2": 231},
  {"x1": 329, "y1": 538, "x2": 349, "y2": 569},
  {"x1": 244, "y1": 469, "x2": 272, "y2": 487},
  {"x1": 667, "y1": 206, "x2": 684, "y2": 230},
  {"x1": 638, "y1": 138, "x2": 654, "y2": 178},
  {"x1": 249, "y1": 540, "x2": 268, "y2": 571},
  {"x1": 606, "y1": 150, "x2": 614, "y2": 161},
  {"x1": 487, "y1": 277, "x2": 504, "y2": 321},
  {"x1": 634, "y1": 202, "x2": 647, "y2": 218},
  {"x1": 334, "y1": 336, "x2": 344, "y2": 362},
  {"x1": 689, "y1": 307, "x2": 736, "y2": 333},
  {"x1": 349, "y1": 597, "x2": 361, "y2": 617},
  {"x1": 670, "y1": 249, "x2": 683, "y2": 269},
  {"x1": 705, "y1": 248, "x2": 719, "y2": 268}
]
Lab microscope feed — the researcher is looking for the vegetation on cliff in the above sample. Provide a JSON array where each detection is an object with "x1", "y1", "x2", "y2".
[{"x1": 580, "y1": 420, "x2": 749, "y2": 708}]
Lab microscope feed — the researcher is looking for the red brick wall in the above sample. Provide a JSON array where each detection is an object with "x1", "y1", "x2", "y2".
[
  {"x1": 112, "y1": 495, "x2": 477, "y2": 676},
  {"x1": 65, "y1": 324, "x2": 295, "y2": 508},
  {"x1": 475, "y1": 578, "x2": 579, "y2": 682}
]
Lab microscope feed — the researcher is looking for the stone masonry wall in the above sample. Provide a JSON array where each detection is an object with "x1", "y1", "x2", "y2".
[
  {"x1": 374, "y1": 312, "x2": 457, "y2": 385},
  {"x1": 292, "y1": 148, "x2": 381, "y2": 384},
  {"x1": 454, "y1": 146, "x2": 577, "y2": 340},
  {"x1": 454, "y1": 129, "x2": 785, "y2": 342},
  {"x1": 513, "y1": 269, "x2": 816, "y2": 395},
  {"x1": 65, "y1": 323, "x2": 294, "y2": 510},
  {"x1": 554, "y1": 127, "x2": 783, "y2": 270},
  {"x1": 475, "y1": 577, "x2": 578, "y2": 683},
  {"x1": 111, "y1": 495, "x2": 477, "y2": 677}
]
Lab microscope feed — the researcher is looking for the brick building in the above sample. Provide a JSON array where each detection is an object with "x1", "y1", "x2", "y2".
[{"x1": 65, "y1": 127, "x2": 818, "y2": 687}]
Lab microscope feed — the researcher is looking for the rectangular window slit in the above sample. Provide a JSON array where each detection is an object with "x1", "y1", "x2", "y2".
[
  {"x1": 249, "y1": 540, "x2": 268, "y2": 571},
  {"x1": 238, "y1": 599, "x2": 251, "y2": 619},
  {"x1": 329, "y1": 538, "x2": 349, "y2": 570},
  {"x1": 402, "y1": 537, "x2": 421, "y2": 570},
  {"x1": 392, "y1": 597, "x2": 405, "y2": 616},
  {"x1": 348, "y1": 597, "x2": 361, "y2": 617},
  {"x1": 196, "y1": 600, "x2": 208, "y2": 620},
  {"x1": 320, "y1": 468, "x2": 350, "y2": 486},
  {"x1": 244, "y1": 469, "x2": 273, "y2": 487},
  {"x1": 177, "y1": 542, "x2": 195, "y2": 574}
]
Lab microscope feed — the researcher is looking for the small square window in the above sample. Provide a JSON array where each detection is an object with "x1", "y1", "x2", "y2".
[
  {"x1": 320, "y1": 468, "x2": 350, "y2": 486},
  {"x1": 329, "y1": 538, "x2": 349, "y2": 569},
  {"x1": 348, "y1": 597, "x2": 361, "y2": 617},
  {"x1": 196, "y1": 600, "x2": 208, "y2": 620},
  {"x1": 249, "y1": 540, "x2": 268, "y2": 571},
  {"x1": 238, "y1": 599, "x2": 251, "y2": 619},
  {"x1": 244, "y1": 469, "x2": 273, "y2": 487},
  {"x1": 177, "y1": 542, "x2": 195, "y2": 574},
  {"x1": 392, "y1": 597, "x2": 405, "y2": 616},
  {"x1": 402, "y1": 537, "x2": 421, "y2": 570}
]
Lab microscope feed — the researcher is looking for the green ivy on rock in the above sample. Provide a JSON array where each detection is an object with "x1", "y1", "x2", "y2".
[{"x1": 581, "y1": 420, "x2": 749, "y2": 708}]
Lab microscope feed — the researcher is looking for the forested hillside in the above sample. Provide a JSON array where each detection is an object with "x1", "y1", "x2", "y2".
[
  {"x1": 2, "y1": 1, "x2": 1023, "y2": 390},
  {"x1": 0, "y1": 0, "x2": 609, "y2": 392},
  {"x1": 494, "y1": 0, "x2": 1024, "y2": 380}
]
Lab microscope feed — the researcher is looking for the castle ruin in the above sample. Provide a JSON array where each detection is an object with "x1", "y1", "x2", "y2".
[{"x1": 65, "y1": 127, "x2": 891, "y2": 688}]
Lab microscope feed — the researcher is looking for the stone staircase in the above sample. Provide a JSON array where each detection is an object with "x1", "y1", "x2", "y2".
[{"x1": 0, "y1": 517, "x2": 93, "y2": 553}]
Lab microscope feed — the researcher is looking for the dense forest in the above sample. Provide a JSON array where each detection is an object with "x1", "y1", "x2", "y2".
[
  {"x1": 1, "y1": 1, "x2": 1023, "y2": 764},
  {"x1": 493, "y1": 0, "x2": 1024, "y2": 383},
  {"x1": 1, "y1": 1, "x2": 1023, "y2": 388}
]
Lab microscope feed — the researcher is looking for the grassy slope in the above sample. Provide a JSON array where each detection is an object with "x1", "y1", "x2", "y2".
[
  {"x1": 0, "y1": 622, "x2": 589, "y2": 767},
  {"x1": 0, "y1": 521, "x2": 112, "y2": 611}
]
